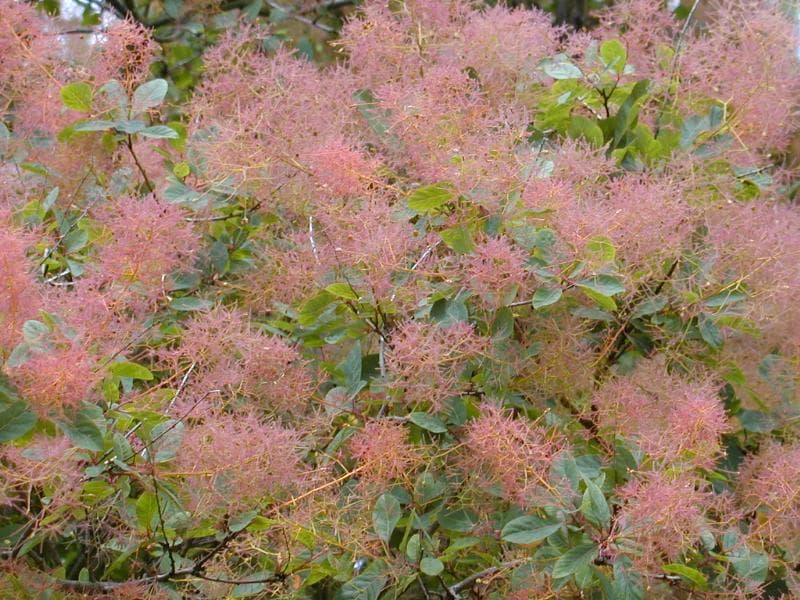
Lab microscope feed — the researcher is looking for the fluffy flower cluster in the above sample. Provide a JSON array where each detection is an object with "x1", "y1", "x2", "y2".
[
  {"x1": 387, "y1": 321, "x2": 486, "y2": 410},
  {"x1": 593, "y1": 360, "x2": 729, "y2": 469},
  {"x1": 174, "y1": 412, "x2": 307, "y2": 514},
  {"x1": 461, "y1": 405, "x2": 565, "y2": 507}
]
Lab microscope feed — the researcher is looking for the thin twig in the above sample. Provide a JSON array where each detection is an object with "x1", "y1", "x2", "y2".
[
  {"x1": 126, "y1": 134, "x2": 154, "y2": 194},
  {"x1": 447, "y1": 559, "x2": 528, "y2": 599}
]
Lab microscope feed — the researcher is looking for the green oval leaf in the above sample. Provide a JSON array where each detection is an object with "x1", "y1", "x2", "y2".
[
  {"x1": 132, "y1": 79, "x2": 168, "y2": 115},
  {"x1": 0, "y1": 401, "x2": 37, "y2": 443},
  {"x1": 60, "y1": 82, "x2": 93, "y2": 113},
  {"x1": 109, "y1": 361, "x2": 154, "y2": 381},
  {"x1": 420, "y1": 557, "x2": 444, "y2": 577},
  {"x1": 500, "y1": 515, "x2": 561, "y2": 545},
  {"x1": 663, "y1": 564, "x2": 709, "y2": 591},
  {"x1": 551, "y1": 542, "x2": 597, "y2": 580},
  {"x1": 407, "y1": 184, "x2": 453, "y2": 213},
  {"x1": 139, "y1": 125, "x2": 180, "y2": 139},
  {"x1": 372, "y1": 493, "x2": 402, "y2": 543},
  {"x1": 532, "y1": 286, "x2": 562, "y2": 309},
  {"x1": 408, "y1": 412, "x2": 448, "y2": 434}
]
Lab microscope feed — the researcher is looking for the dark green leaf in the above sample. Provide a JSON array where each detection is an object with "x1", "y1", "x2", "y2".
[
  {"x1": 408, "y1": 412, "x2": 448, "y2": 434},
  {"x1": 0, "y1": 401, "x2": 37, "y2": 443},
  {"x1": 438, "y1": 508, "x2": 477, "y2": 532},
  {"x1": 552, "y1": 542, "x2": 597, "y2": 580},
  {"x1": 420, "y1": 557, "x2": 444, "y2": 577},
  {"x1": 73, "y1": 120, "x2": 116, "y2": 132},
  {"x1": 698, "y1": 314, "x2": 723, "y2": 349},
  {"x1": 229, "y1": 510, "x2": 259, "y2": 533},
  {"x1": 372, "y1": 493, "x2": 402, "y2": 543},
  {"x1": 580, "y1": 478, "x2": 610, "y2": 528},
  {"x1": 501, "y1": 515, "x2": 561, "y2": 545},
  {"x1": 532, "y1": 286, "x2": 562, "y2": 309}
]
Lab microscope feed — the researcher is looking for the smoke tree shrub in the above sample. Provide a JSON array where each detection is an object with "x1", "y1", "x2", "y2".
[{"x1": 1, "y1": 0, "x2": 800, "y2": 597}]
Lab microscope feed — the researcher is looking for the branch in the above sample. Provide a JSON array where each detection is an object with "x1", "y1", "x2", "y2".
[
  {"x1": 126, "y1": 135, "x2": 154, "y2": 194},
  {"x1": 447, "y1": 559, "x2": 528, "y2": 599}
]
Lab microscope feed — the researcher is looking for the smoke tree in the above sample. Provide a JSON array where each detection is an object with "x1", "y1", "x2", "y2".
[{"x1": 1, "y1": 0, "x2": 800, "y2": 597}]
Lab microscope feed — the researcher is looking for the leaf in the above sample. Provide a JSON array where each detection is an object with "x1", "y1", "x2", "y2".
[
  {"x1": 73, "y1": 120, "x2": 116, "y2": 132},
  {"x1": 0, "y1": 401, "x2": 37, "y2": 443},
  {"x1": 698, "y1": 314, "x2": 723, "y2": 349},
  {"x1": 500, "y1": 515, "x2": 561, "y2": 545},
  {"x1": 567, "y1": 115, "x2": 604, "y2": 147},
  {"x1": 680, "y1": 114, "x2": 711, "y2": 149},
  {"x1": 612, "y1": 80, "x2": 650, "y2": 149},
  {"x1": 335, "y1": 570, "x2": 387, "y2": 600},
  {"x1": 232, "y1": 572, "x2": 272, "y2": 597},
  {"x1": 612, "y1": 560, "x2": 645, "y2": 600},
  {"x1": 631, "y1": 296, "x2": 667, "y2": 318},
  {"x1": 703, "y1": 289, "x2": 747, "y2": 308},
  {"x1": 150, "y1": 420, "x2": 184, "y2": 462},
  {"x1": 231, "y1": 573, "x2": 270, "y2": 597},
  {"x1": 599, "y1": 39, "x2": 627, "y2": 72},
  {"x1": 552, "y1": 542, "x2": 598, "y2": 580},
  {"x1": 325, "y1": 282, "x2": 359, "y2": 301},
  {"x1": 541, "y1": 56, "x2": 583, "y2": 79},
  {"x1": 136, "y1": 491, "x2": 159, "y2": 530},
  {"x1": 738, "y1": 409, "x2": 775, "y2": 433},
  {"x1": 438, "y1": 508, "x2": 477, "y2": 532},
  {"x1": 586, "y1": 236, "x2": 616, "y2": 262},
  {"x1": 580, "y1": 478, "x2": 610, "y2": 528},
  {"x1": 60, "y1": 410, "x2": 105, "y2": 452},
  {"x1": 532, "y1": 286, "x2": 562, "y2": 309},
  {"x1": 663, "y1": 564, "x2": 709, "y2": 590},
  {"x1": 420, "y1": 557, "x2": 444, "y2": 577},
  {"x1": 170, "y1": 297, "x2": 212, "y2": 311},
  {"x1": 60, "y1": 82, "x2": 93, "y2": 112},
  {"x1": 408, "y1": 412, "x2": 448, "y2": 434},
  {"x1": 580, "y1": 287, "x2": 617, "y2": 311},
  {"x1": 132, "y1": 79, "x2": 168, "y2": 114},
  {"x1": 440, "y1": 226, "x2": 475, "y2": 254},
  {"x1": 113, "y1": 119, "x2": 146, "y2": 134},
  {"x1": 577, "y1": 274, "x2": 625, "y2": 297},
  {"x1": 42, "y1": 187, "x2": 59, "y2": 211},
  {"x1": 372, "y1": 493, "x2": 402, "y2": 543},
  {"x1": 229, "y1": 510, "x2": 259, "y2": 533},
  {"x1": 139, "y1": 125, "x2": 179, "y2": 139},
  {"x1": 727, "y1": 545, "x2": 768, "y2": 584},
  {"x1": 109, "y1": 361, "x2": 154, "y2": 381},
  {"x1": 407, "y1": 184, "x2": 453, "y2": 213}
]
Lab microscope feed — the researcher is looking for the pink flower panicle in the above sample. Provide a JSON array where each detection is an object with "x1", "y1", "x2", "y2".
[
  {"x1": 91, "y1": 17, "x2": 158, "y2": 91},
  {"x1": 165, "y1": 307, "x2": 313, "y2": 415},
  {"x1": 95, "y1": 196, "x2": 199, "y2": 303},
  {"x1": 0, "y1": 220, "x2": 42, "y2": 350},
  {"x1": 174, "y1": 412, "x2": 306, "y2": 514},
  {"x1": 593, "y1": 360, "x2": 729, "y2": 470},
  {"x1": 349, "y1": 419, "x2": 421, "y2": 489},
  {"x1": 5, "y1": 342, "x2": 96, "y2": 417},
  {"x1": 462, "y1": 404, "x2": 564, "y2": 507},
  {"x1": 613, "y1": 471, "x2": 712, "y2": 571},
  {"x1": 737, "y1": 442, "x2": 800, "y2": 562},
  {"x1": 387, "y1": 320, "x2": 486, "y2": 410},
  {"x1": 464, "y1": 236, "x2": 530, "y2": 306}
]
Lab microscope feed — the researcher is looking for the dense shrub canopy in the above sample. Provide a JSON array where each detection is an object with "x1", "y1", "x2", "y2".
[{"x1": 1, "y1": 0, "x2": 800, "y2": 597}]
